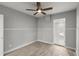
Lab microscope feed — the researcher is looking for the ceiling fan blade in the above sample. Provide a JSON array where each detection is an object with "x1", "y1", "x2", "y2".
[
  {"x1": 42, "y1": 7, "x2": 53, "y2": 11},
  {"x1": 41, "y1": 12, "x2": 46, "y2": 15},
  {"x1": 26, "y1": 9, "x2": 36, "y2": 11},
  {"x1": 33, "y1": 12, "x2": 38, "y2": 15},
  {"x1": 37, "y1": 2, "x2": 41, "y2": 9}
]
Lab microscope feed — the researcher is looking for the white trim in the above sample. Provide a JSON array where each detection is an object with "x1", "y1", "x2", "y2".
[
  {"x1": 65, "y1": 46, "x2": 76, "y2": 51},
  {"x1": 37, "y1": 40, "x2": 52, "y2": 44},
  {"x1": 53, "y1": 18, "x2": 66, "y2": 47},
  {"x1": 0, "y1": 15, "x2": 4, "y2": 56},
  {"x1": 37, "y1": 40, "x2": 76, "y2": 51},
  {"x1": 37, "y1": 40, "x2": 76, "y2": 49},
  {"x1": 4, "y1": 41, "x2": 36, "y2": 54}
]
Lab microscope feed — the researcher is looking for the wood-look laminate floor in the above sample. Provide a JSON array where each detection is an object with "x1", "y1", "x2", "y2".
[{"x1": 5, "y1": 41, "x2": 76, "y2": 56}]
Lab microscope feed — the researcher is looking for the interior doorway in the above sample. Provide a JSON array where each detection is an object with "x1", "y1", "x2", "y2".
[{"x1": 53, "y1": 18, "x2": 65, "y2": 46}]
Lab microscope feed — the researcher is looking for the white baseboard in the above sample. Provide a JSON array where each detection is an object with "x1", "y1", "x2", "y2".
[
  {"x1": 37, "y1": 40, "x2": 52, "y2": 44},
  {"x1": 4, "y1": 40, "x2": 36, "y2": 54},
  {"x1": 65, "y1": 46, "x2": 76, "y2": 51},
  {"x1": 37, "y1": 40, "x2": 76, "y2": 51}
]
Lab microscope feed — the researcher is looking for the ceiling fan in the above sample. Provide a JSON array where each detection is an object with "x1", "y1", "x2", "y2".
[{"x1": 26, "y1": 2, "x2": 53, "y2": 15}]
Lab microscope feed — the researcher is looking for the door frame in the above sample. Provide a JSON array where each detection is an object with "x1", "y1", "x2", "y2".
[
  {"x1": 53, "y1": 18, "x2": 66, "y2": 47},
  {"x1": 0, "y1": 14, "x2": 4, "y2": 56}
]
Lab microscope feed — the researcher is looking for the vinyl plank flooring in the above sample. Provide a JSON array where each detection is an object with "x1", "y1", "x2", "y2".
[{"x1": 5, "y1": 41, "x2": 76, "y2": 56}]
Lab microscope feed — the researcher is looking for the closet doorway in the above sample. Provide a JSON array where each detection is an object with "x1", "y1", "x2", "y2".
[{"x1": 53, "y1": 18, "x2": 65, "y2": 46}]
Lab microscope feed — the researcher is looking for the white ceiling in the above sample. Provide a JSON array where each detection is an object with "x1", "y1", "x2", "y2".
[{"x1": 0, "y1": 2, "x2": 79, "y2": 18}]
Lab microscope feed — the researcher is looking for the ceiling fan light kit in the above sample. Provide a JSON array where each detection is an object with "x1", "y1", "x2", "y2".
[
  {"x1": 37, "y1": 9, "x2": 41, "y2": 13},
  {"x1": 26, "y1": 2, "x2": 53, "y2": 15}
]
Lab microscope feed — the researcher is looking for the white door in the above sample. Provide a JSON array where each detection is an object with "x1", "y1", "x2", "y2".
[
  {"x1": 53, "y1": 18, "x2": 65, "y2": 46},
  {"x1": 0, "y1": 15, "x2": 3, "y2": 56}
]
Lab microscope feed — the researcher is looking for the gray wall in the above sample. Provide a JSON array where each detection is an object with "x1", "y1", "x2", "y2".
[
  {"x1": 0, "y1": 4, "x2": 76, "y2": 53},
  {"x1": 37, "y1": 16, "x2": 53, "y2": 43},
  {"x1": 38, "y1": 10, "x2": 76, "y2": 49},
  {"x1": 0, "y1": 5, "x2": 37, "y2": 52}
]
